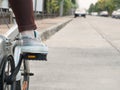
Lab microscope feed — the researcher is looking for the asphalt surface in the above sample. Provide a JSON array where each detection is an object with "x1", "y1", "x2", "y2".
[{"x1": 29, "y1": 16, "x2": 120, "y2": 90}]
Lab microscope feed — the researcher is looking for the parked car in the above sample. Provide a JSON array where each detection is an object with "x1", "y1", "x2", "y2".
[
  {"x1": 112, "y1": 9, "x2": 120, "y2": 19},
  {"x1": 100, "y1": 11, "x2": 109, "y2": 17},
  {"x1": 74, "y1": 9, "x2": 86, "y2": 18},
  {"x1": 112, "y1": 11, "x2": 117, "y2": 18},
  {"x1": 91, "y1": 12, "x2": 98, "y2": 16}
]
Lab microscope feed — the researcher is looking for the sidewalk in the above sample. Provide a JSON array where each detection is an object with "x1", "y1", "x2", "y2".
[{"x1": 0, "y1": 16, "x2": 73, "y2": 38}]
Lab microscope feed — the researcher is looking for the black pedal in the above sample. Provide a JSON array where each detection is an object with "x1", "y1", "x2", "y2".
[
  {"x1": 21, "y1": 72, "x2": 34, "y2": 76},
  {"x1": 23, "y1": 53, "x2": 47, "y2": 61}
]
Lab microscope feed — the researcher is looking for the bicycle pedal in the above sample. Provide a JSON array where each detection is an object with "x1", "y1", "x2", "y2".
[
  {"x1": 21, "y1": 72, "x2": 34, "y2": 76},
  {"x1": 23, "y1": 53, "x2": 47, "y2": 61}
]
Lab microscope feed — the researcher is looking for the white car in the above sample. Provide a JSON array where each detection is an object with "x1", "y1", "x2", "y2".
[
  {"x1": 100, "y1": 11, "x2": 109, "y2": 17},
  {"x1": 74, "y1": 9, "x2": 86, "y2": 18},
  {"x1": 112, "y1": 11, "x2": 117, "y2": 17},
  {"x1": 112, "y1": 9, "x2": 120, "y2": 18},
  {"x1": 91, "y1": 12, "x2": 98, "y2": 16}
]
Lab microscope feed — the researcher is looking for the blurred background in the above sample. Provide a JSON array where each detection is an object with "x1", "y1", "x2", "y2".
[{"x1": 0, "y1": 0, "x2": 120, "y2": 33}]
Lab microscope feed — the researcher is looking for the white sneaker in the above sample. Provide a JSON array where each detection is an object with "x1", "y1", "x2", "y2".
[{"x1": 21, "y1": 30, "x2": 48, "y2": 54}]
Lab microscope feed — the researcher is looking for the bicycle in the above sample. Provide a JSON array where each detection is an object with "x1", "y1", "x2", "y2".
[{"x1": 0, "y1": 13, "x2": 48, "y2": 90}]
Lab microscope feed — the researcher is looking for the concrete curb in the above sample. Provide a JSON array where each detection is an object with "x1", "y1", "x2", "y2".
[{"x1": 39, "y1": 18, "x2": 73, "y2": 41}]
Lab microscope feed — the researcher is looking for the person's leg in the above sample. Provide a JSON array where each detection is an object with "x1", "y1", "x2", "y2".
[
  {"x1": 9, "y1": 0, "x2": 37, "y2": 32},
  {"x1": 8, "y1": 0, "x2": 48, "y2": 54}
]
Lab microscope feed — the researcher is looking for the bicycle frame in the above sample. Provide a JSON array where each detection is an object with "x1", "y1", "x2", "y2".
[
  {"x1": 0, "y1": 24, "x2": 18, "y2": 73},
  {"x1": 0, "y1": 24, "x2": 30, "y2": 83}
]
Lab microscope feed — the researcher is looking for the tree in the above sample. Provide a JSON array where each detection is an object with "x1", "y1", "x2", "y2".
[
  {"x1": 88, "y1": 3, "x2": 95, "y2": 13},
  {"x1": 97, "y1": 0, "x2": 106, "y2": 11},
  {"x1": 71, "y1": 0, "x2": 77, "y2": 8},
  {"x1": 63, "y1": 0, "x2": 72, "y2": 15},
  {"x1": 113, "y1": 0, "x2": 120, "y2": 9},
  {"x1": 88, "y1": 0, "x2": 116, "y2": 16},
  {"x1": 71, "y1": 0, "x2": 76, "y2": 4},
  {"x1": 46, "y1": 0, "x2": 76, "y2": 16},
  {"x1": 105, "y1": 0, "x2": 115, "y2": 15},
  {"x1": 46, "y1": 0, "x2": 60, "y2": 15}
]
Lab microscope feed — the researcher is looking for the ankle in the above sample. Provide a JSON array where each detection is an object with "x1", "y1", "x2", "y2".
[{"x1": 21, "y1": 30, "x2": 35, "y2": 38}]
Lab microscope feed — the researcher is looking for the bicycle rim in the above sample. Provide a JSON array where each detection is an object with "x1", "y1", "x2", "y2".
[{"x1": 0, "y1": 56, "x2": 15, "y2": 90}]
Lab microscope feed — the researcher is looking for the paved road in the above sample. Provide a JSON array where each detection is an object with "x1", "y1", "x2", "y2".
[{"x1": 30, "y1": 16, "x2": 120, "y2": 90}]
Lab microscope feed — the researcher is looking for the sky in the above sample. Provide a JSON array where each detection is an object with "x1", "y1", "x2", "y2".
[{"x1": 76, "y1": 0, "x2": 98, "y2": 9}]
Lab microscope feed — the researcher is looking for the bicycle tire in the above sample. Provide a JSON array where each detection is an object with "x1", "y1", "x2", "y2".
[
  {"x1": 16, "y1": 60, "x2": 30, "y2": 90},
  {"x1": 0, "y1": 55, "x2": 15, "y2": 90}
]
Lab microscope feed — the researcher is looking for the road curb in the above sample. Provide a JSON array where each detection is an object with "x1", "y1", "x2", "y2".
[{"x1": 39, "y1": 18, "x2": 73, "y2": 41}]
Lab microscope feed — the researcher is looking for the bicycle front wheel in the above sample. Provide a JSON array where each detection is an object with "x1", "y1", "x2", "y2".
[{"x1": 0, "y1": 55, "x2": 15, "y2": 90}]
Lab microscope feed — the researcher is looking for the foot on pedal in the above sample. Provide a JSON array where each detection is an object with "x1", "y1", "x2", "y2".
[
  {"x1": 23, "y1": 53, "x2": 47, "y2": 61},
  {"x1": 21, "y1": 30, "x2": 48, "y2": 61}
]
